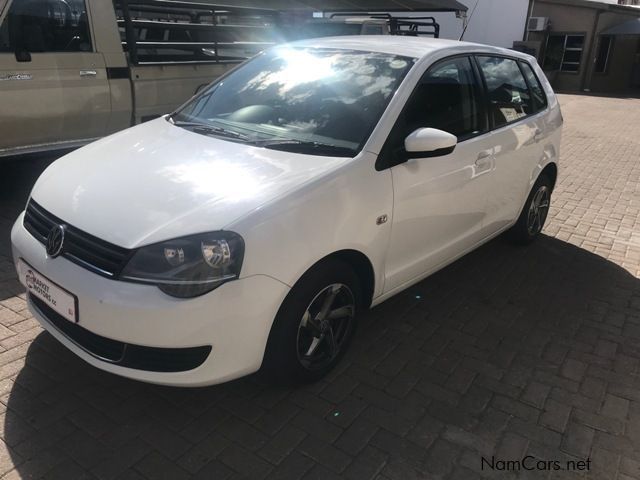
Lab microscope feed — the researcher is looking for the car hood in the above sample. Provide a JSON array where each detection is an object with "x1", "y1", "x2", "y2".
[{"x1": 30, "y1": 118, "x2": 353, "y2": 248}]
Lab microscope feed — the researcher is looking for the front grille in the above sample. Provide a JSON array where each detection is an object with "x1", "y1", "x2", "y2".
[
  {"x1": 30, "y1": 295, "x2": 212, "y2": 373},
  {"x1": 23, "y1": 200, "x2": 131, "y2": 278}
]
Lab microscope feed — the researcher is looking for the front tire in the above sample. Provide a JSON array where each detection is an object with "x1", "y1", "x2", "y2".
[
  {"x1": 508, "y1": 173, "x2": 552, "y2": 245},
  {"x1": 261, "y1": 259, "x2": 361, "y2": 385}
]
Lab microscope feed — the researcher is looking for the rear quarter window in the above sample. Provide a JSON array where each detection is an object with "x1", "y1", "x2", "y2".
[
  {"x1": 520, "y1": 61, "x2": 548, "y2": 113},
  {"x1": 477, "y1": 56, "x2": 535, "y2": 128}
]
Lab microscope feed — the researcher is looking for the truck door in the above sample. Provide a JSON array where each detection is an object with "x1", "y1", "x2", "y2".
[{"x1": 0, "y1": 0, "x2": 110, "y2": 154}]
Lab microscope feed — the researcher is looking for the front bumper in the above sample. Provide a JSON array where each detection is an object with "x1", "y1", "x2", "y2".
[{"x1": 11, "y1": 212, "x2": 290, "y2": 386}]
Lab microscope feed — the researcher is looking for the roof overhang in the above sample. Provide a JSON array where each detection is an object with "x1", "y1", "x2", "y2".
[
  {"x1": 222, "y1": 0, "x2": 468, "y2": 13},
  {"x1": 537, "y1": 0, "x2": 640, "y2": 15},
  {"x1": 602, "y1": 18, "x2": 640, "y2": 35}
]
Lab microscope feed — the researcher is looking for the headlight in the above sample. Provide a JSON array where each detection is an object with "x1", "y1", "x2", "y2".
[{"x1": 120, "y1": 232, "x2": 244, "y2": 298}]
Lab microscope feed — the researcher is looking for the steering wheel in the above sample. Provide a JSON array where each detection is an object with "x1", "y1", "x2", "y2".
[
  {"x1": 48, "y1": 0, "x2": 73, "y2": 26},
  {"x1": 47, "y1": 0, "x2": 83, "y2": 51}
]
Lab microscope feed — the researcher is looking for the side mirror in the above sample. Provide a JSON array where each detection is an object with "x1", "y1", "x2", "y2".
[{"x1": 404, "y1": 128, "x2": 457, "y2": 159}]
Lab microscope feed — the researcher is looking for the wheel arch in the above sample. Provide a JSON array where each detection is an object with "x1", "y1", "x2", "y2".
[
  {"x1": 540, "y1": 161, "x2": 558, "y2": 192},
  {"x1": 298, "y1": 249, "x2": 376, "y2": 309},
  {"x1": 260, "y1": 248, "x2": 376, "y2": 382},
  {"x1": 514, "y1": 160, "x2": 558, "y2": 225}
]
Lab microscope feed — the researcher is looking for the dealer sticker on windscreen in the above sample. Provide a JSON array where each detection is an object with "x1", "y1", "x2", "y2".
[{"x1": 17, "y1": 259, "x2": 77, "y2": 323}]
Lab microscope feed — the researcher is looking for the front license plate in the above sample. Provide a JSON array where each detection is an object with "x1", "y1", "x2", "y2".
[{"x1": 17, "y1": 259, "x2": 78, "y2": 323}]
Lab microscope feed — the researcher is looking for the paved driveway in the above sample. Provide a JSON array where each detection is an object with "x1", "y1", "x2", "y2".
[{"x1": 0, "y1": 94, "x2": 639, "y2": 480}]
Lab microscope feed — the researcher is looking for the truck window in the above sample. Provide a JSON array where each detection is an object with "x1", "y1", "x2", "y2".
[
  {"x1": 0, "y1": 0, "x2": 92, "y2": 53},
  {"x1": 290, "y1": 22, "x2": 362, "y2": 41},
  {"x1": 361, "y1": 24, "x2": 385, "y2": 35}
]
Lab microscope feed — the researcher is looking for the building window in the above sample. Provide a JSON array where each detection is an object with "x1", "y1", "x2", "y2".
[
  {"x1": 595, "y1": 35, "x2": 613, "y2": 73},
  {"x1": 543, "y1": 34, "x2": 585, "y2": 73}
]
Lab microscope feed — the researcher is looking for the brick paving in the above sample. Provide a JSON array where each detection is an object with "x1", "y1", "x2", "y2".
[{"x1": 0, "y1": 93, "x2": 638, "y2": 479}]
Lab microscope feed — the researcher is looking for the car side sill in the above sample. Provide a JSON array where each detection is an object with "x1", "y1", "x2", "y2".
[{"x1": 371, "y1": 221, "x2": 517, "y2": 307}]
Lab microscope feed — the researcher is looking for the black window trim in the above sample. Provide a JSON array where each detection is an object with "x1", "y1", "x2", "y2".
[{"x1": 470, "y1": 54, "x2": 494, "y2": 131}]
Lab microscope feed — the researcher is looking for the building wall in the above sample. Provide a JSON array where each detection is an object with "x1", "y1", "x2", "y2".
[
  {"x1": 590, "y1": 35, "x2": 639, "y2": 91},
  {"x1": 427, "y1": 0, "x2": 529, "y2": 48},
  {"x1": 589, "y1": 11, "x2": 640, "y2": 92},
  {"x1": 333, "y1": 0, "x2": 529, "y2": 48},
  {"x1": 529, "y1": 2, "x2": 598, "y2": 91},
  {"x1": 530, "y1": 1, "x2": 640, "y2": 93}
]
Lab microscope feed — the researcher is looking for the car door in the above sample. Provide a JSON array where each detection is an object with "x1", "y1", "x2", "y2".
[
  {"x1": 0, "y1": 0, "x2": 110, "y2": 153},
  {"x1": 474, "y1": 55, "x2": 547, "y2": 235},
  {"x1": 381, "y1": 55, "x2": 496, "y2": 294}
]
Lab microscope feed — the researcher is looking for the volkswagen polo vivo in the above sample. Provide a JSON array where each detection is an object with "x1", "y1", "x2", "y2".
[{"x1": 11, "y1": 37, "x2": 562, "y2": 386}]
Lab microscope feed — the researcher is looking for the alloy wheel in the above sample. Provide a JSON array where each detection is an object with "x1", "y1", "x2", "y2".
[
  {"x1": 527, "y1": 185, "x2": 550, "y2": 235},
  {"x1": 296, "y1": 283, "x2": 355, "y2": 371}
]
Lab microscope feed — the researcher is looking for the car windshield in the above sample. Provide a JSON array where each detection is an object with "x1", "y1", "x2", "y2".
[{"x1": 170, "y1": 47, "x2": 415, "y2": 156}]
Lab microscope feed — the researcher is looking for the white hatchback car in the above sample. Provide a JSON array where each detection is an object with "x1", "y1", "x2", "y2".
[{"x1": 11, "y1": 37, "x2": 562, "y2": 386}]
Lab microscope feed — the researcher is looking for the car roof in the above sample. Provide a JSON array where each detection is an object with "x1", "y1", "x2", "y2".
[{"x1": 287, "y1": 35, "x2": 531, "y2": 62}]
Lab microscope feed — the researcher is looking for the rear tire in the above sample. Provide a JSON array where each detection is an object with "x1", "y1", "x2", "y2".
[
  {"x1": 261, "y1": 259, "x2": 361, "y2": 385},
  {"x1": 508, "y1": 173, "x2": 553, "y2": 245}
]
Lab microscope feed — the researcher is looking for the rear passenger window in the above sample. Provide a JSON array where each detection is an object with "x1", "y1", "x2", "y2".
[
  {"x1": 520, "y1": 61, "x2": 548, "y2": 113},
  {"x1": 403, "y1": 56, "x2": 484, "y2": 139},
  {"x1": 477, "y1": 56, "x2": 533, "y2": 128},
  {"x1": 0, "y1": 0, "x2": 92, "y2": 53}
]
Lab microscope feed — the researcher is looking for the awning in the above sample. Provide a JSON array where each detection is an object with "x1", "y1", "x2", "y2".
[
  {"x1": 601, "y1": 18, "x2": 640, "y2": 35},
  {"x1": 222, "y1": 0, "x2": 468, "y2": 13}
]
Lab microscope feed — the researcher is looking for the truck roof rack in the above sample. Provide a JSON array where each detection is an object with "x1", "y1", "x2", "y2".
[
  {"x1": 114, "y1": 0, "x2": 278, "y2": 65},
  {"x1": 329, "y1": 12, "x2": 440, "y2": 38},
  {"x1": 114, "y1": 0, "x2": 446, "y2": 65},
  {"x1": 122, "y1": 0, "x2": 277, "y2": 16}
]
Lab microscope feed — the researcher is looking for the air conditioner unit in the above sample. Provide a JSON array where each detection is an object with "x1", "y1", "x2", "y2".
[{"x1": 527, "y1": 17, "x2": 549, "y2": 32}]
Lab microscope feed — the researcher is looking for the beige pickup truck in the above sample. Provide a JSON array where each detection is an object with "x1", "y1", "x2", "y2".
[{"x1": 0, "y1": 0, "x2": 275, "y2": 157}]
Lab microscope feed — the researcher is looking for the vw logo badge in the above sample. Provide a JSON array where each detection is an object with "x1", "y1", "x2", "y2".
[{"x1": 46, "y1": 225, "x2": 66, "y2": 258}]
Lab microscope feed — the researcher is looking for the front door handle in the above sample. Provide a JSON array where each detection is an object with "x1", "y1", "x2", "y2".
[
  {"x1": 475, "y1": 151, "x2": 492, "y2": 167},
  {"x1": 79, "y1": 70, "x2": 97, "y2": 77}
]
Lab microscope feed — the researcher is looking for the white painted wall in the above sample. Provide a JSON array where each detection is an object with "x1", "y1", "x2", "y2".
[
  {"x1": 429, "y1": 0, "x2": 529, "y2": 48},
  {"x1": 327, "y1": 0, "x2": 530, "y2": 49}
]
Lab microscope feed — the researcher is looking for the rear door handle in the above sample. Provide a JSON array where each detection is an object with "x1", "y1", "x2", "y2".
[
  {"x1": 534, "y1": 128, "x2": 543, "y2": 142},
  {"x1": 80, "y1": 70, "x2": 97, "y2": 77}
]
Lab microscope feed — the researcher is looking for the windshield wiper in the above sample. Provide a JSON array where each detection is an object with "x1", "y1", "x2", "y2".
[
  {"x1": 170, "y1": 119, "x2": 252, "y2": 142},
  {"x1": 259, "y1": 139, "x2": 357, "y2": 157}
]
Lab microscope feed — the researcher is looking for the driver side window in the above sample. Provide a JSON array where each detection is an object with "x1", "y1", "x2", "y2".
[
  {"x1": 377, "y1": 56, "x2": 486, "y2": 170},
  {"x1": 404, "y1": 56, "x2": 484, "y2": 139},
  {"x1": 0, "y1": 0, "x2": 92, "y2": 53}
]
